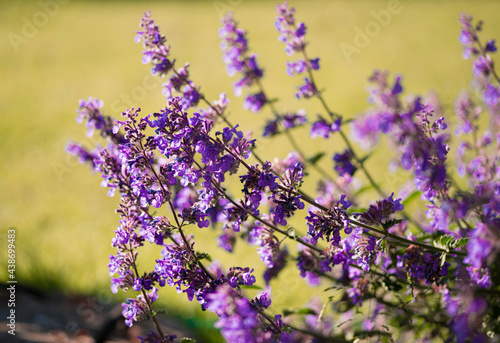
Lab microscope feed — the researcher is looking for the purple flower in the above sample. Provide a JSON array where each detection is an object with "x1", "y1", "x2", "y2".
[
  {"x1": 357, "y1": 193, "x2": 404, "y2": 228},
  {"x1": 295, "y1": 77, "x2": 317, "y2": 99},
  {"x1": 263, "y1": 248, "x2": 288, "y2": 285},
  {"x1": 138, "y1": 331, "x2": 176, "y2": 343},
  {"x1": 306, "y1": 201, "x2": 350, "y2": 245},
  {"x1": 484, "y1": 83, "x2": 500, "y2": 107},
  {"x1": 136, "y1": 11, "x2": 174, "y2": 77},
  {"x1": 275, "y1": 2, "x2": 305, "y2": 55},
  {"x1": 220, "y1": 13, "x2": 267, "y2": 113},
  {"x1": 244, "y1": 92, "x2": 267, "y2": 113},
  {"x1": 473, "y1": 56, "x2": 491, "y2": 78},
  {"x1": 310, "y1": 117, "x2": 331, "y2": 138},
  {"x1": 206, "y1": 285, "x2": 270, "y2": 342},
  {"x1": 485, "y1": 39, "x2": 497, "y2": 52}
]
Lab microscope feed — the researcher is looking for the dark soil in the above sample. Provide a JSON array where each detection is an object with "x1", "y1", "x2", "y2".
[{"x1": 0, "y1": 284, "x2": 201, "y2": 343}]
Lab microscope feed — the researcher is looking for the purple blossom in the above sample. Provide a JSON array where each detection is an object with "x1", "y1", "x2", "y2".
[
  {"x1": 357, "y1": 193, "x2": 404, "y2": 228},
  {"x1": 311, "y1": 117, "x2": 331, "y2": 138},
  {"x1": 220, "y1": 13, "x2": 267, "y2": 112},
  {"x1": 244, "y1": 92, "x2": 267, "y2": 113},
  {"x1": 269, "y1": 162, "x2": 305, "y2": 226},
  {"x1": 136, "y1": 11, "x2": 174, "y2": 77},
  {"x1": 263, "y1": 110, "x2": 308, "y2": 137},
  {"x1": 295, "y1": 77, "x2": 317, "y2": 99},
  {"x1": 485, "y1": 39, "x2": 497, "y2": 52}
]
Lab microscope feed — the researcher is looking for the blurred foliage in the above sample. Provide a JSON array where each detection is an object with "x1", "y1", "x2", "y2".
[{"x1": 1, "y1": 0, "x2": 499, "y2": 340}]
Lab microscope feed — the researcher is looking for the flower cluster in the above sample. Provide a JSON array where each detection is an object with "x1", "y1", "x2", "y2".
[
  {"x1": 275, "y1": 2, "x2": 320, "y2": 99},
  {"x1": 220, "y1": 13, "x2": 267, "y2": 113},
  {"x1": 69, "y1": 6, "x2": 500, "y2": 343}
]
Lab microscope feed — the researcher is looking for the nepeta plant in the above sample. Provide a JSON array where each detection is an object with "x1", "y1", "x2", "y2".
[{"x1": 68, "y1": 3, "x2": 500, "y2": 343}]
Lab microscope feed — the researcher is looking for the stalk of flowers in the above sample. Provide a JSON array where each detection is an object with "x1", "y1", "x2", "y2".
[
  {"x1": 219, "y1": 12, "x2": 267, "y2": 113},
  {"x1": 221, "y1": 11, "x2": 354, "y2": 205},
  {"x1": 71, "y1": 93, "x2": 299, "y2": 341},
  {"x1": 274, "y1": 1, "x2": 396, "y2": 211}
]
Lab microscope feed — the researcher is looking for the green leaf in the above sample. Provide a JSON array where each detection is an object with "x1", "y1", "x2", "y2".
[
  {"x1": 433, "y1": 235, "x2": 469, "y2": 252},
  {"x1": 240, "y1": 284, "x2": 262, "y2": 290},
  {"x1": 296, "y1": 308, "x2": 318, "y2": 315},
  {"x1": 379, "y1": 277, "x2": 403, "y2": 292},
  {"x1": 450, "y1": 237, "x2": 469, "y2": 250},
  {"x1": 347, "y1": 207, "x2": 367, "y2": 215},
  {"x1": 196, "y1": 252, "x2": 212, "y2": 262},
  {"x1": 180, "y1": 338, "x2": 196, "y2": 343},
  {"x1": 307, "y1": 152, "x2": 326, "y2": 165},
  {"x1": 354, "y1": 185, "x2": 374, "y2": 196},
  {"x1": 401, "y1": 190, "x2": 422, "y2": 207},
  {"x1": 379, "y1": 238, "x2": 387, "y2": 252},
  {"x1": 282, "y1": 308, "x2": 317, "y2": 316},
  {"x1": 359, "y1": 152, "x2": 372, "y2": 164},
  {"x1": 382, "y1": 219, "x2": 404, "y2": 231}
]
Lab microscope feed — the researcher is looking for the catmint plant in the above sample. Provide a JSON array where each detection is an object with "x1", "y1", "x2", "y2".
[{"x1": 69, "y1": 3, "x2": 500, "y2": 343}]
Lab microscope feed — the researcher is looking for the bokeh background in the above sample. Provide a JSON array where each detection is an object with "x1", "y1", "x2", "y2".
[{"x1": 1, "y1": 0, "x2": 499, "y2": 341}]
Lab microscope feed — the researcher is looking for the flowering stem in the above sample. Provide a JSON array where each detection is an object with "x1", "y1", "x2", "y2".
[
  {"x1": 255, "y1": 78, "x2": 340, "y2": 183},
  {"x1": 292, "y1": 187, "x2": 467, "y2": 256},
  {"x1": 134, "y1": 125, "x2": 215, "y2": 281},
  {"x1": 128, "y1": 244, "x2": 166, "y2": 338}
]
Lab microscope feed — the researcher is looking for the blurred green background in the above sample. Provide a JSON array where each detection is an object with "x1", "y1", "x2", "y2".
[{"x1": 1, "y1": 0, "x2": 499, "y2": 340}]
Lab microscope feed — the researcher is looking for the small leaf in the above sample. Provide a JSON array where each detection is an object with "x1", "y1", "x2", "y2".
[
  {"x1": 181, "y1": 338, "x2": 196, "y2": 343},
  {"x1": 382, "y1": 219, "x2": 404, "y2": 231},
  {"x1": 359, "y1": 152, "x2": 372, "y2": 164},
  {"x1": 240, "y1": 284, "x2": 262, "y2": 290},
  {"x1": 307, "y1": 152, "x2": 326, "y2": 165},
  {"x1": 196, "y1": 252, "x2": 212, "y2": 262},
  {"x1": 354, "y1": 185, "x2": 374, "y2": 196},
  {"x1": 380, "y1": 277, "x2": 403, "y2": 292}
]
